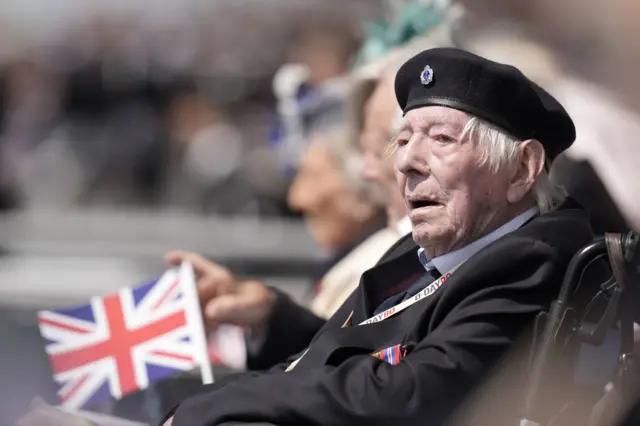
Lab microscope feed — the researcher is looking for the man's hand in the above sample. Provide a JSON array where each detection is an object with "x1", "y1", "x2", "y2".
[{"x1": 166, "y1": 251, "x2": 276, "y2": 333}]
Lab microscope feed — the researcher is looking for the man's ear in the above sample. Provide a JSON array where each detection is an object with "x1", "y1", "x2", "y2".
[{"x1": 507, "y1": 139, "x2": 546, "y2": 204}]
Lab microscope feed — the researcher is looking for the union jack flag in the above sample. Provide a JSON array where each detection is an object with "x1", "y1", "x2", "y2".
[{"x1": 37, "y1": 262, "x2": 213, "y2": 410}]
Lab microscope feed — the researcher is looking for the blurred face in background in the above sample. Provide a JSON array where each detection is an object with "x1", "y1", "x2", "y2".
[
  {"x1": 359, "y1": 71, "x2": 409, "y2": 226},
  {"x1": 288, "y1": 138, "x2": 381, "y2": 250}
]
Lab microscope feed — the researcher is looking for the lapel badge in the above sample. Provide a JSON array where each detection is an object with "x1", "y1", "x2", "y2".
[{"x1": 420, "y1": 65, "x2": 434, "y2": 86}]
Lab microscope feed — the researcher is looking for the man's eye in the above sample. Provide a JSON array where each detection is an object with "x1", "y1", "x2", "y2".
[{"x1": 435, "y1": 134, "x2": 456, "y2": 143}]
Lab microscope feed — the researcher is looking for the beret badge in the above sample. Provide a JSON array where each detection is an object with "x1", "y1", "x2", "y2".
[{"x1": 420, "y1": 65, "x2": 434, "y2": 86}]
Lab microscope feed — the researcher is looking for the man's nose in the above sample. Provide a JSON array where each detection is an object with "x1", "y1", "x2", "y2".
[{"x1": 396, "y1": 139, "x2": 429, "y2": 178}]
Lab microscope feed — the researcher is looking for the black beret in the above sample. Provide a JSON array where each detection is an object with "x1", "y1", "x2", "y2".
[{"x1": 394, "y1": 48, "x2": 576, "y2": 161}]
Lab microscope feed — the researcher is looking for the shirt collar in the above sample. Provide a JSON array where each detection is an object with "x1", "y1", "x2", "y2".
[
  {"x1": 418, "y1": 207, "x2": 538, "y2": 273},
  {"x1": 396, "y1": 215, "x2": 413, "y2": 236}
]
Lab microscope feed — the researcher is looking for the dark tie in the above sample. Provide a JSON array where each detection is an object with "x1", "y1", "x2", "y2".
[{"x1": 372, "y1": 268, "x2": 441, "y2": 316}]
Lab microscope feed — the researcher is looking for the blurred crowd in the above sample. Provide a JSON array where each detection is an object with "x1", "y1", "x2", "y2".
[{"x1": 0, "y1": 0, "x2": 377, "y2": 216}]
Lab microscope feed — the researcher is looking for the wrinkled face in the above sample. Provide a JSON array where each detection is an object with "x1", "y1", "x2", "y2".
[
  {"x1": 288, "y1": 143, "x2": 378, "y2": 250},
  {"x1": 360, "y1": 75, "x2": 408, "y2": 224},
  {"x1": 395, "y1": 106, "x2": 513, "y2": 255}
]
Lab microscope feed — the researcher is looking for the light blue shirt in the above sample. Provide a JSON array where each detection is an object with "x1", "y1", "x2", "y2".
[{"x1": 418, "y1": 207, "x2": 538, "y2": 273}]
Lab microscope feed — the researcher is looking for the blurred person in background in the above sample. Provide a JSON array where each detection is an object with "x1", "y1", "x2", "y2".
[
  {"x1": 286, "y1": 124, "x2": 387, "y2": 270},
  {"x1": 286, "y1": 123, "x2": 387, "y2": 287},
  {"x1": 356, "y1": 70, "x2": 410, "y2": 235}
]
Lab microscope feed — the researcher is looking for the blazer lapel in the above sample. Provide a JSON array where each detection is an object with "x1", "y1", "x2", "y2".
[
  {"x1": 352, "y1": 240, "x2": 425, "y2": 322},
  {"x1": 296, "y1": 234, "x2": 424, "y2": 369}
]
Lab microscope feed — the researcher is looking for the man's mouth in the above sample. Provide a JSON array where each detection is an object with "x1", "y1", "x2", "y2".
[{"x1": 408, "y1": 199, "x2": 441, "y2": 210}]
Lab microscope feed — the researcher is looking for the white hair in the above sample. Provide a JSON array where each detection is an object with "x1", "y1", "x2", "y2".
[{"x1": 460, "y1": 117, "x2": 566, "y2": 213}]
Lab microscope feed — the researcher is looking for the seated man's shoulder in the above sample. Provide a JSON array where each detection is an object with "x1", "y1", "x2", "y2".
[
  {"x1": 455, "y1": 204, "x2": 595, "y2": 302},
  {"x1": 510, "y1": 202, "x2": 594, "y2": 258}
]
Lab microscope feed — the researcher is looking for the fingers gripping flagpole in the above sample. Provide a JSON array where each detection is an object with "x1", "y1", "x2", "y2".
[{"x1": 180, "y1": 261, "x2": 214, "y2": 384}]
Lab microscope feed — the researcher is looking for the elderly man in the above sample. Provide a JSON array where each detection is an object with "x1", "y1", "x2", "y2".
[{"x1": 163, "y1": 48, "x2": 594, "y2": 426}]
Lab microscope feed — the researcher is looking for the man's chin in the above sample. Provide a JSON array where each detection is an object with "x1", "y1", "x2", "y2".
[{"x1": 410, "y1": 225, "x2": 450, "y2": 250}]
